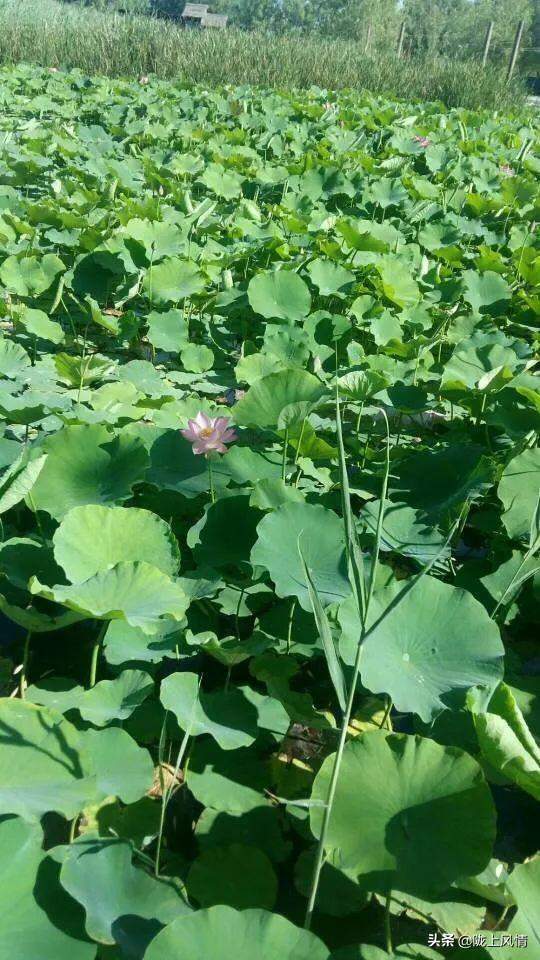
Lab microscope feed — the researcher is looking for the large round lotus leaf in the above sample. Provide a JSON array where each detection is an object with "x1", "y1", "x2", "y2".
[
  {"x1": 0, "y1": 817, "x2": 96, "y2": 960},
  {"x1": 30, "y1": 561, "x2": 189, "y2": 634},
  {"x1": 0, "y1": 453, "x2": 48, "y2": 516},
  {"x1": 234, "y1": 369, "x2": 326, "y2": 429},
  {"x1": 376, "y1": 257, "x2": 419, "y2": 309},
  {"x1": 391, "y1": 446, "x2": 494, "y2": 521},
  {"x1": 333, "y1": 945, "x2": 443, "y2": 960},
  {"x1": 307, "y1": 258, "x2": 354, "y2": 296},
  {"x1": 142, "y1": 428, "x2": 229, "y2": 498},
  {"x1": 94, "y1": 795, "x2": 161, "y2": 848},
  {"x1": 473, "y1": 682, "x2": 540, "y2": 800},
  {"x1": 146, "y1": 308, "x2": 189, "y2": 353},
  {"x1": 0, "y1": 699, "x2": 93, "y2": 820},
  {"x1": 0, "y1": 252, "x2": 64, "y2": 296},
  {"x1": 498, "y1": 447, "x2": 540, "y2": 541},
  {"x1": 251, "y1": 502, "x2": 350, "y2": 611},
  {"x1": 441, "y1": 331, "x2": 524, "y2": 392},
  {"x1": 500, "y1": 856, "x2": 540, "y2": 959},
  {"x1": 0, "y1": 337, "x2": 31, "y2": 379},
  {"x1": 200, "y1": 164, "x2": 243, "y2": 199},
  {"x1": 27, "y1": 425, "x2": 149, "y2": 520},
  {"x1": 78, "y1": 670, "x2": 154, "y2": 727},
  {"x1": 122, "y1": 218, "x2": 186, "y2": 261},
  {"x1": 384, "y1": 886, "x2": 486, "y2": 938},
  {"x1": 187, "y1": 739, "x2": 268, "y2": 814},
  {"x1": 84, "y1": 726, "x2": 154, "y2": 805},
  {"x1": 462, "y1": 269, "x2": 511, "y2": 315},
  {"x1": 339, "y1": 575, "x2": 504, "y2": 722},
  {"x1": 60, "y1": 837, "x2": 191, "y2": 955},
  {"x1": 187, "y1": 843, "x2": 278, "y2": 910},
  {"x1": 160, "y1": 672, "x2": 258, "y2": 750},
  {"x1": 26, "y1": 677, "x2": 85, "y2": 714},
  {"x1": 117, "y1": 360, "x2": 169, "y2": 398},
  {"x1": 17, "y1": 307, "x2": 65, "y2": 344},
  {"x1": 143, "y1": 257, "x2": 205, "y2": 305},
  {"x1": 103, "y1": 619, "x2": 184, "y2": 665},
  {"x1": 145, "y1": 905, "x2": 329, "y2": 960},
  {"x1": 0, "y1": 700, "x2": 153, "y2": 818},
  {"x1": 294, "y1": 848, "x2": 368, "y2": 917},
  {"x1": 182, "y1": 343, "x2": 214, "y2": 373},
  {"x1": 361, "y1": 500, "x2": 449, "y2": 566},
  {"x1": 53, "y1": 505, "x2": 180, "y2": 582},
  {"x1": 310, "y1": 732, "x2": 496, "y2": 897},
  {"x1": 0, "y1": 393, "x2": 49, "y2": 427},
  {"x1": 248, "y1": 270, "x2": 311, "y2": 321},
  {"x1": 195, "y1": 805, "x2": 290, "y2": 864},
  {"x1": 213, "y1": 446, "x2": 282, "y2": 485},
  {"x1": 189, "y1": 495, "x2": 262, "y2": 569}
]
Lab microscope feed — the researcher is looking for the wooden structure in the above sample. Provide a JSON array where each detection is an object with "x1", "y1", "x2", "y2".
[{"x1": 181, "y1": 3, "x2": 228, "y2": 28}]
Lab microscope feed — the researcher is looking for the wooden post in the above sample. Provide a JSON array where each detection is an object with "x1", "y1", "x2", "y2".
[
  {"x1": 364, "y1": 22, "x2": 372, "y2": 54},
  {"x1": 481, "y1": 20, "x2": 494, "y2": 67},
  {"x1": 507, "y1": 19, "x2": 525, "y2": 82},
  {"x1": 396, "y1": 21, "x2": 405, "y2": 58}
]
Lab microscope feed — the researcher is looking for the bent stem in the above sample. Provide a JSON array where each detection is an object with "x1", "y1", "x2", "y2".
[
  {"x1": 304, "y1": 402, "x2": 391, "y2": 930},
  {"x1": 89, "y1": 621, "x2": 108, "y2": 688},
  {"x1": 207, "y1": 456, "x2": 215, "y2": 504}
]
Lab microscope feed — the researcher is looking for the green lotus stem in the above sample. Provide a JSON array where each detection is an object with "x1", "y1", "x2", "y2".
[
  {"x1": 304, "y1": 405, "x2": 391, "y2": 930},
  {"x1": 286, "y1": 598, "x2": 297, "y2": 654},
  {"x1": 492, "y1": 537, "x2": 539, "y2": 620},
  {"x1": 293, "y1": 420, "x2": 306, "y2": 467},
  {"x1": 360, "y1": 421, "x2": 373, "y2": 469},
  {"x1": 208, "y1": 457, "x2": 215, "y2": 504},
  {"x1": 282, "y1": 427, "x2": 289, "y2": 482},
  {"x1": 89, "y1": 621, "x2": 108, "y2": 688},
  {"x1": 235, "y1": 586, "x2": 245, "y2": 642},
  {"x1": 156, "y1": 688, "x2": 199, "y2": 877},
  {"x1": 355, "y1": 400, "x2": 364, "y2": 435},
  {"x1": 19, "y1": 631, "x2": 32, "y2": 700},
  {"x1": 379, "y1": 696, "x2": 393, "y2": 729},
  {"x1": 69, "y1": 815, "x2": 79, "y2": 843},
  {"x1": 384, "y1": 890, "x2": 393, "y2": 953},
  {"x1": 475, "y1": 393, "x2": 487, "y2": 428}
]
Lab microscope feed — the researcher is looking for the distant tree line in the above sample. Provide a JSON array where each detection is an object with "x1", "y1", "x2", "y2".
[{"x1": 67, "y1": 0, "x2": 536, "y2": 65}]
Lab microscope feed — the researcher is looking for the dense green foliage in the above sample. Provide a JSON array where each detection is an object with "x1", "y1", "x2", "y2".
[
  {"x1": 0, "y1": 63, "x2": 539, "y2": 958},
  {"x1": 62, "y1": 0, "x2": 535, "y2": 66},
  {"x1": 0, "y1": 0, "x2": 528, "y2": 110}
]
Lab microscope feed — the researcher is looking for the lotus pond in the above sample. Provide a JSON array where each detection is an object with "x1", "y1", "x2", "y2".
[{"x1": 0, "y1": 63, "x2": 539, "y2": 960}]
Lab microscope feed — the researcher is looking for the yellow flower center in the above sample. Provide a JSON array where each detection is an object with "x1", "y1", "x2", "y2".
[{"x1": 200, "y1": 427, "x2": 213, "y2": 438}]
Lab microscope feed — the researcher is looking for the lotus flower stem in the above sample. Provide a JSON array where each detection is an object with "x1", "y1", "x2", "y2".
[{"x1": 208, "y1": 457, "x2": 215, "y2": 504}]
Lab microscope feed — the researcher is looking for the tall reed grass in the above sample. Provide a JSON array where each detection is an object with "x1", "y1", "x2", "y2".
[{"x1": 0, "y1": 0, "x2": 527, "y2": 110}]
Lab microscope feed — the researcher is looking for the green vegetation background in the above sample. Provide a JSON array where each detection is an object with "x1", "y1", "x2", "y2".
[
  {"x1": 0, "y1": 0, "x2": 536, "y2": 109},
  {"x1": 61, "y1": 0, "x2": 536, "y2": 66}
]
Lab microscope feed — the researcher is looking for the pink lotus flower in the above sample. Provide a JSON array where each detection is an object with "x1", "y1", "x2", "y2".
[
  {"x1": 181, "y1": 412, "x2": 237, "y2": 456},
  {"x1": 500, "y1": 164, "x2": 515, "y2": 177},
  {"x1": 413, "y1": 135, "x2": 431, "y2": 148}
]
